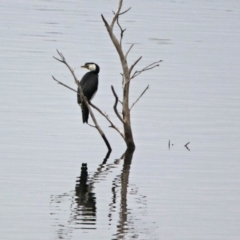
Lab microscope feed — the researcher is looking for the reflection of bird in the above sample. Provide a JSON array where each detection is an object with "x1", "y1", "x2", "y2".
[{"x1": 77, "y1": 63, "x2": 100, "y2": 123}]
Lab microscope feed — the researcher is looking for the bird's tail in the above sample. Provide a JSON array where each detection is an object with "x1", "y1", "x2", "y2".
[{"x1": 82, "y1": 102, "x2": 89, "y2": 123}]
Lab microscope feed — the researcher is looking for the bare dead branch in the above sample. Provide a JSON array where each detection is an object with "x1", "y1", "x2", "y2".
[
  {"x1": 101, "y1": 4, "x2": 128, "y2": 78},
  {"x1": 89, "y1": 102, "x2": 125, "y2": 139},
  {"x1": 112, "y1": 7, "x2": 131, "y2": 47},
  {"x1": 54, "y1": 50, "x2": 84, "y2": 105},
  {"x1": 117, "y1": 17, "x2": 125, "y2": 46},
  {"x1": 53, "y1": 50, "x2": 112, "y2": 153},
  {"x1": 143, "y1": 60, "x2": 163, "y2": 70},
  {"x1": 110, "y1": 0, "x2": 123, "y2": 30},
  {"x1": 130, "y1": 60, "x2": 163, "y2": 80},
  {"x1": 130, "y1": 85, "x2": 149, "y2": 110},
  {"x1": 87, "y1": 123, "x2": 96, "y2": 128},
  {"x1": 102, "y1": 0, "x2": 135, "y2": 149},
  {"x1": 131, "y1": 65, "x2": 159, "y2": 79},
  {"x1": 111, "y1": 85, "x2": 124, "y2": 124},
  {"x1": 119, "y1": 7, "x2": 131, "y2": 15},
  {"x1": 129, "y1": 56, "x2": 142, "y2": 75},
  {"x1": 113, "y1": 7, "x2": 131, "y2": 16},
  {"x1": 80, "y1": 99, "x2": 113, "y2": 153},
  {"x1": 53, "y1": 50, "x2": 79, "y2": 87},
  {"x1": 52, "y1": 76, "x2": 77, "y2": 93},
  {"x1": 101, "y1": 14, "x2": 124, "y2": 64},
  {"x1": 125, "y1": 43, "x2": 134, "y2": 59},
  {"x1": 184, "y1": 142, "x2": 190, "y2": 151},
  {"x1": 101, "y1": 14, "x2": 110, "y2": 30}
]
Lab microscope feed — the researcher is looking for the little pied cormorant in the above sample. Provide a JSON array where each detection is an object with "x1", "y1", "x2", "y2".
[{"x1": 77, "y1": 62, "x2": 100, "y2": 123}]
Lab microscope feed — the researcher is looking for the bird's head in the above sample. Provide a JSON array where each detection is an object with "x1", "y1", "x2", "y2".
[{"x1": 81, "y1": 62, "x2": 100, "y2": 73}]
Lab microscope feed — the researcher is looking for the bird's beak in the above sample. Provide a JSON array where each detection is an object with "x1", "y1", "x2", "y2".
[{"x1": 81, "y1": 65, "x2": 88, "y2": 69}]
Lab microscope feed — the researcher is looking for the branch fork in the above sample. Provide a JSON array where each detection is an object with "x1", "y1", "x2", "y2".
[
  {"x1": 101, "y1": 0, "x2": 162, "y2": 150},
  {"x1": 53, "y1": 50, "x2": 112, "y2": 153}
]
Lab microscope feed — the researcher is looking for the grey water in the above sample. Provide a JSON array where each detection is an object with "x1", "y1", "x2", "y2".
[{"x1": 1, "y1": 0, "x2": 240, "y2": 239}]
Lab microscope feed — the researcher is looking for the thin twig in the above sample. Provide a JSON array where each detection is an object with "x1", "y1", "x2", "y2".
[
  {"x1": 53, "y1": 50, "x2": 78, "y2": 87},
  {"x1": 110, "y1": 0, "x2": 123, "y2": 30},
  {"x1": 53, "y1": 50, "x2": 82, "y2": 104},
  {"x1": 112, "y1": 7, "x2": 131, "y2": 17},
  {"x1": 111, "y1": 85, "x2": 124, "y2": 124},
  {"x1": 112, "y1": 7, "x2": 131, "y2": 47},
  {"x1": 87, "y1": 123, "x2": 96, "y2": 128},
  {"x1": 129, "y1": 56, "x2": 142, "y2": 75},
  {"x1": 184, "y1": 142, "x2": 190, "y2": 151},
  {"x1": 119, "y1": 7, "x2": 131, "y2": 15},
  {"x1": 52, "y1": 76, "x2": 76, "y2": 93},
  {"x1": 117, "y1": 16, "x2": 125, "y2": 46},
  {"x1": 125, "y1": 43, "x2": 134, "y2": 59},
  {"x1": 130, "y1": 85, "x2": 149, "y2": 110},
  {"x1": 131, "y1": 60, "x2": 162, "y2": 79},
  {"x1": 101, "y1": 14, "x2": 110, "y2": 29},
  {"x1": 131, "y1": 64, "x2": 159, "y2": 79},
  {"x1": 90, "y1": 102, "x2": 125, "y2": 139}
]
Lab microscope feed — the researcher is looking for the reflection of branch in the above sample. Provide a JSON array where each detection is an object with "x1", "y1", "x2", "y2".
[
  {"x1": 50, "y1": 148, "x2": 135, "y2": 239},
  {"x1": 88, "y1": 158, "x2": 123, "y2": 188},
  {"x1": 109, "y1": 148, "x2": 134, "y2": 238},
  {"x1": 53, "y1": 50, "x2": 112, "y2": 153},
  {"x1": 130, "y1": 85, "x2": 149, "y2": 110}
]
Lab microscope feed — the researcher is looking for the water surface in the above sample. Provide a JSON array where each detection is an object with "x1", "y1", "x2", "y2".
[{"x1": 1, "y1": 0, "x2": 240, "y2": 239}]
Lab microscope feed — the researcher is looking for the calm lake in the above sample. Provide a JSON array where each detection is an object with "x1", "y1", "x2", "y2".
[{"x1": 1, "y1": 0, "x2": 240, "y2": 239}]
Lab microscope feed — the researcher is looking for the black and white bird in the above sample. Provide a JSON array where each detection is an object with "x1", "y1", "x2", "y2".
[{"x1": 77, "y1": 62, "x2": 99, "y2": 123}]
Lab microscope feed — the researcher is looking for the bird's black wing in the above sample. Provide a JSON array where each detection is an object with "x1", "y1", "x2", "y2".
[
  {"x1": 80, "y1": 72, "x2": 98, "y2": 101},
  {"x1": 77, "y1": 72, "x2": 98, "y2": 123}
]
